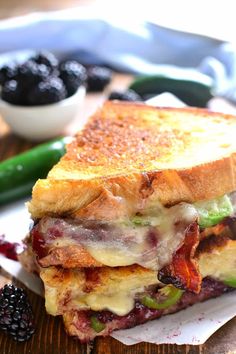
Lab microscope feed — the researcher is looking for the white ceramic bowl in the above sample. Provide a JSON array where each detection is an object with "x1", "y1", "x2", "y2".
[{"x1": 0, "y1": 85, "x2": 86, "y2": 141}]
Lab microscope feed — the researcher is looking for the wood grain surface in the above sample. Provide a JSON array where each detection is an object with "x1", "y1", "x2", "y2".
[
  {"x1": 0, "y1": 0, "x2": 93, "y2": 19},
  {"x1": 0, "y1": 74, "x2": 236, "y2": 354}
]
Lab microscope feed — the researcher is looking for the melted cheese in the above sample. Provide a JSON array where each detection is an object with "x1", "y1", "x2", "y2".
[
  {"x1": 199, "y1": 240, "x2": 236, "y2": 281},
  {"x1": 87, "y1": 248, "x2": 137, "y2": 267},
  {"x1": 40, "y1": 194, "x2": 235, "y2": 271},
  {"x1": 84, "y1": 293, "x2": 134, "y2": 316},
  {"x1": 86, "y1": 202, "x2": 197, "y2": 269}
]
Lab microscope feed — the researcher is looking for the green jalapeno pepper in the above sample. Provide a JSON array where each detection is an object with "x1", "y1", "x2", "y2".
[
  {"x1": 223, "y1": 278, "x2": 236, "y2": 288},
  {"x1": 194, "y1": 195, "x2": 233, "y2": 229},
  {"x1": 141, "y1": 285, "x2": 183, "y2": 310},
  {"x1": 90, "y1": 316, "x2": 106, "y2": 333},
  {"x1": 0, "y1": 137, "x2": 69, "y2": 205},
  {"x1": 129, "y1": 68, "x2": 214, "y2": 107}
]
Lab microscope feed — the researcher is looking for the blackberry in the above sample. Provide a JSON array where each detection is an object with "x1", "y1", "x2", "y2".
[
  {"x1": 59, "y1": 60, "x2": 87, "y2": 97},
  {"x1": 0, "y1": 284, "x2": 35, "y2": 342},
  {"x1": 0, "y1": 63, "x2": 17, "y2": 85},
  {"x1": 28, "y1": 77, "x2": 67, "y2": 105},
  {"x1": 30, "y1": 51, "x2": 58, "y2": 72},
  {"x1": 16, "y1": 60, "x2": 50, "y2": 89},
  {"x1": 108, "y1": 89, "x2": 142, "y2": 101},
  {"x1": 87, "y1": 66, "x2": 112, "y2": 92},
  {"x1": 1, "y1": 80, "x2": 22, "y2": 105}
]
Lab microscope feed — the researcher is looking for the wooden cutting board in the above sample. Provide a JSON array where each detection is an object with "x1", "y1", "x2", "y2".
[{"x1": 0, "y1": 74, "x2": 235, "y2": 354}]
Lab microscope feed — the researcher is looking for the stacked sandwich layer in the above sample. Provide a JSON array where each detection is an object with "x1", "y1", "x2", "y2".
[{"x1": 24, "y1": 102, "x2": 236, "y2": 342}]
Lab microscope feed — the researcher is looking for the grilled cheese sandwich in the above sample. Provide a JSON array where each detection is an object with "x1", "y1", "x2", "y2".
[{"x1": 20, "y1": 102, "x2": 236, "y2": 342}]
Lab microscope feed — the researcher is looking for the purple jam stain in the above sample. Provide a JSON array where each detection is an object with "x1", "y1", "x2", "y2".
[
  {"x1": 146, "y1": 228, "x2": 158, "y2": 248},
  {"x1": 0, "y1": 234, "x2": 23, "y2": 261},
  {"x1": 31, "y1": 227, "x2": 47, "y2": 259}
]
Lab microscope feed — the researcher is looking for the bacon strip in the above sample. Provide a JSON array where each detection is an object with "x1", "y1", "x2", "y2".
[{"x1": 158, "y1": 222, "x2": 201, "y2": 293}]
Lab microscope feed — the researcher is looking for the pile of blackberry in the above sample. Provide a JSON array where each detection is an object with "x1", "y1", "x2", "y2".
[
  {"x1": 1, "y1": 51, "x2": 138, "y2": 104},
  {"x1": 0, "y1": 284, "x2": 35, "y2": 342},
  {"x1": 0, "y1": 51, "x2": 87, "y2": 106},
  {"x1": 86, "y1": 66, "x2": 112, "y2": 92},
  {"x1": 108, "y1": 89, "x2": 143, "y2": 102}
]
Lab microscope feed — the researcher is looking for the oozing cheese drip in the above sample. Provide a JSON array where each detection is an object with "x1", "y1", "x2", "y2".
[
  {"x1": 84, "y1": 293, "x2": 134, "y2": 316},
  {"x1": 85, "y1": 203, "x2": 198, "y2": 269},
  {"x1": 39, "y1": 202, "x2": 198, "y2": 270}
]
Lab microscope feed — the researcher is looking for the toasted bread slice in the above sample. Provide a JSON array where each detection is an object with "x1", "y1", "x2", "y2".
[
  {"x1": 40, "y1": 264, "x2": 157, "y2": 316},
  {"x1": 29, "y1": 102, "x2": 236, "y2": 219}
]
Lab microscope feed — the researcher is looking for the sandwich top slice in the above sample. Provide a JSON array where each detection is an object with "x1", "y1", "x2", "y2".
[
  {"x1": 21, "y1": 102, "x2": 236, "y2": 342},
  {"x1": 29, "y1": 102, "x2": 236, "y2": 219}
]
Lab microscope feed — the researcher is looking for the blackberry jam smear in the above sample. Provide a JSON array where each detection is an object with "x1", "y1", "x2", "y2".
[{"x1": 0, "y1": 235, "x2": 23, "y2": 261}]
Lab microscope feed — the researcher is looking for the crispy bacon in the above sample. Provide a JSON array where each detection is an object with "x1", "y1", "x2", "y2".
[{"x1": 158, "y1": 222, "x2": 201, "y2": 293}]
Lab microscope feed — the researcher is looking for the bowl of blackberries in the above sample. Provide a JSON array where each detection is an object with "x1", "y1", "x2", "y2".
[{"x1": 0, "y1": 51, "x2": 88, "y2": 141}]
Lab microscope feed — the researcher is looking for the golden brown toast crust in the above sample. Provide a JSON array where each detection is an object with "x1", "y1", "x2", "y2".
[
  {"x1": 40, "y1": 264, "x2": 155, "y2": 295},
  {"x1": 29, "y1": 102, "x2": 236, "y2": 219},
  {"x1": 39, "y1": 244, "x2": 101, "y2": 268}
]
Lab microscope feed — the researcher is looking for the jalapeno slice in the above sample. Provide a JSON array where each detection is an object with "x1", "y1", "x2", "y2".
[
  {"x1": 223, "y1": 278, "x2": 236, "y2": 288},
  {"x1": 194, "y1": 195, "x2": 233, "y2": 229},
  {"x1": 90, "y1": 316, "x2": 106, "y2": 333},
  {"x1": 141, "y1": 285, "x2": 183, "y2": 310},
  {"x1": 0, "y1": 137, "x2": 68, "y2": 205}
]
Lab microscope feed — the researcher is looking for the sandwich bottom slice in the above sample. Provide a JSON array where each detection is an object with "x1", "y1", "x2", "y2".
[
  {"x1": 37, "y1": 230, "x2": 236, "y2": 342},
  {"x1": 62, "y1": 278, "x2": 231, "y2": 342}
]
